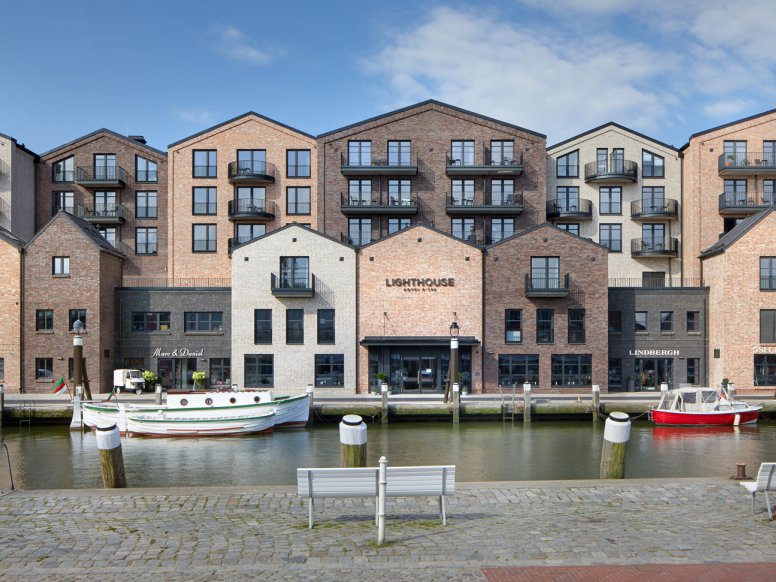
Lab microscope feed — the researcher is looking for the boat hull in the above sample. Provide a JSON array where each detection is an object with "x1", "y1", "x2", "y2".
[
  {"x1": 126, "y1": 413, "x2": 276, "y2": 437},
  {"x1": 651, "y1": 407, "x2": 762, "y2": 426}
]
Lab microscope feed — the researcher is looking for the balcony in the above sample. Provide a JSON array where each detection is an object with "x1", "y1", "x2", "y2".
[
  {"x1": 76, "y1": 166, "x2": 127, "y2": 188},
  {"x1": 271, "y1": 272, "x2": 316, "y2": 297},
  {"x1": 631, "y1": 198, "x2": 679, "y2": 220},
  {"x1": 631, "y1": 237, "x2": 679, "y2": 257},
  {"x1": 446, "y1": 191, "x2": 524, "y2": 215},
  {"x1": 718, "y1": 191, "x2": 775, "y2": 216},
  {"x1": 546, "y1": 198, "x2": 593, "y2": 220},
  {"x1": 525, "y1": 273, "x2": 570, "y2": 298},
  {"x1": 74, "y1": 203, "x2": 127, "y2": 225},
  {"x1": 340, "y1": 153, "x2": 418, "y2": 176},
  {"x1": 228, "y1": 199, "x2": 276, "y2": 222},
  {"x1": 718, "y1": 152, "x2": 776, "y2": 176},
  {"x1": 340, "y1": 192, "x2": 419, "y2": 216},
  {"x1": 584, "y1": 158, "x2": 638, "y2": 183},
  {"x1": 227, "y1": 160, "x2": 276, "y2": 184},
  {"x1": 445, "y1": 151, "x2": 524, "y2": 176}
]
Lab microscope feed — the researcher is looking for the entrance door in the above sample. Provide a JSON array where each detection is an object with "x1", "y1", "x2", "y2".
[
  {"x1": 419, "y1": 357, "x2": 437, "y2": 392},
  {"x1": 402, "y1": 357, "x2": 420, "y2": 391},
  {"x1": 635, "y1": 358, "x2": 673, "y2": 390},
  {"x1": 158, "y1": 358, "x2": 198, "y2": 390}
]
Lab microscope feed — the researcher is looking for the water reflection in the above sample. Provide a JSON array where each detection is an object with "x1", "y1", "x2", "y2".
[{"x1": 1, "y1": 421, "x2": 775, "y2": 489}]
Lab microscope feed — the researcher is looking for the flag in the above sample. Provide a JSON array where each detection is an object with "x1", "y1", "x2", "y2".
[{"x1": 53, "y1": 377, "x2": 67, "y2": 395}]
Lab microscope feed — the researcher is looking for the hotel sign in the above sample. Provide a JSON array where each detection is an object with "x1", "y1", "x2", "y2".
[
  {"x1": 151, "y1": 347, "x2": 205, "y2": 358},
  {"x1": 385, "y1": 277, "x2": 455, "y2": 293},
  {"x1": 628, "y1": 349, "x2": 679, "y2": 356},
  {"x1": 754, "y1": 346, "x2": 776, "y2": 354}
]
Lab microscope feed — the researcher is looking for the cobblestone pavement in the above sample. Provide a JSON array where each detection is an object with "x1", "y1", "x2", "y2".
[{"x1": 0, "y1": 479, "x2": 773, "y2": 581}]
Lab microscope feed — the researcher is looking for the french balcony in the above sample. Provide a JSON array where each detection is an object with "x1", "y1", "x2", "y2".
[
  {"x1": 340, "y1": 192, "x2": 419, "y2": 216},
  {"x1": 340, "y1": 153, "x2": 418, "y2": 176},
  {"x1": 718, "y1": 191, "x2": 776, "y2": 216},
  {"x1": 74, "y1": 203, "x2": 127, "y2": 225},
  {"x1": 445, "y1": 151, "x2": 524, "y2": 176},
  {"x1": 227, "y1": 160, "x2": 276, "y2": 184},
  {"x1": 584, "y1": 159, "x2": 638, "y2": 183},
  {"x1": 228, "y1": 199, "x2": 276, "y2": 222},
  {"x1": 718, "y1": 152, "x2": 776, "y2": 176},
  {"x1": 630, "y1": 198, "x2": 679, "y2": 220},
  {"x1": 271, "y1": 272, "x2": 316, "y2": 297},
  {"x1": 446, "y1": 191, "x2": 524, "y2": 215},
  {"x1": 525, "y1": 273, "x2": 570, "y2": 298},
  {"x1": 546, "y1": 198, "x2": 593, "y2": 220},
  {"x1": 631, "y1": 237, "x2": 679, "y2": 257},
  {"x1": 76, "y1": 166, "x2": 127, "y2": 188}
]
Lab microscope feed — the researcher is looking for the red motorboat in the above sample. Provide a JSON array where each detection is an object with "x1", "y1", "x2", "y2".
[{"x1": 650, "y1": 387, "x2": 763, "y2": 426}]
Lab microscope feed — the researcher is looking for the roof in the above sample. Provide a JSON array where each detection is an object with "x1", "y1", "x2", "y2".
[
  {"x1": 0, "y1": 225, "x2": 26, "y2": 248},
  {"x1": 680, "y1": 108, "x2": 776, "y2": 151},
  {"x1": 358, "y1": 223, "x2": 482, "y2": 251},
  {"x1": 548, "y1": 121, "x2": 678, "y2": 152},
  {"x1": 39, "y1": 128, "x2": 166, "y2": 158},
  {"x1": 168, "y1": 111, "x2": 316, "y2": 148},
  {"x1": 24, "y1": 211, "x2": 125, "y2": 258},
  {"x1": 699, "y1": 207, "x2": 774, "y2": 259},
  {"x1": 317, "y1": 99, "x2": 546, "y2": 140},
  {"x1": 0, "y1": 131, "x2": 39, "y2": 159},
  {"x1": 230, "y1": 222, "x2": 356, "y2": 254},
  {"x1": 486, "y1": 221, "x2": 609, "y2": 252}
]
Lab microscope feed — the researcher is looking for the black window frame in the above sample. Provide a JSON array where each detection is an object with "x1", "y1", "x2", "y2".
[
  {"x1": 687, "y1": 311, "x2": 700, "y2": 333},
  {"x1": 599, "y1": 187, "x2": 622, "y2": 215},
  {"x1": 505, "y1": 309, "x2": 522, "y2": 343},
  {"x1": 660, "y1": 311, "x2": 673, "y2": 332},
  {"x1": 451, "y1": 217, "x2": 474, "y2": 241},
  {"x1": 209, "y1": 358, "x2": 231, "y2": 385},
  {"x1": 52, "y1": 191, "x2": 74, "y2": 215},
  {"x1": 315, "y1": 354, "x2": 344, "y2": 387},
  {"x1": 287, "y1": 186, "x2": 311, "y2": 215},
  {"x1": 135, "y1": 190, "x2": 158, "y2": 219},
  {"x1": 608, "y1": 311, "x2": 622, "y2": 333},
  {"x1": 568, "y1": 308, "x2": 585, "y2": 344},
  {"x1": 498, "y1": 354, "x2": 539, "y2": 387},
  {"x1": 388, "y1": 217, "x2": 411, "y2": 234},
  {"x1": 348, "y1": 141, "x2": 371, "y2": 166},
  {"x1": 556, "y1": 150, "x2": 579, "y2": 178},
  {"x1": 35, "y1": 357, "x2": 53, "y2": 380},
  {"x1": 68, "y1": 309, "x2": 87, "y2": 331},
  {"x1": 551, "y1": 354, "x2": 593, "y2": 387},
  {"x1": 184, "y1": 311, "x2": 223, "y2": 332},
  {"x1": 286, "y1": 149, "x2": 311, "y2": 178},
  {"x1": 642, "y1": 150, "x2": 665, "y2": 178},
  {"x1": 193, "y1": 150, "x2": 217, "y2": 178},
  {"x1": 317, "y1": 309, "x2": 335, "y2": 345},
  {"x1": 135, "y1": 155, "x2": 158, "y2": 183},
  {"x1": 192, "y1": 186, "x2": 217, "y2": 215},
  {"x1": 387, "y1": 140, "x2": 412, "y2": 167},
  {"x1": 52, "y1": 156, "x2": 74, "y2": 182},
  {"x1": 599, "y1": 223, "x2": 622, "y2": 252},
  {"x1": 536, "y1": 309, "x2": 554, "y2": 344},
  {"x1": 635, "y1": 311, "x2": 648, "y2": 333},
  {"x1": 348, "y1": 218, "x2": 372, "y2": 246},
  {"x1": 244, "y1": 354, "x2": 273, "y2": 388},
  {"x1": 490, "y1": 140, "x2": 515, "y2": 164},
  {"x1": 36, "y1": 309, "x2": 54, "y2": 331},
  {"x1": 254, "y1": 309, "x2": 272, "y2": 344},
  {"x1": 556, "y1": 223, "x2": 580, "y2": 236},
  {"x1": 760, "y1": 257, "x2": 776, "y2": 290},
  {"x1": 192, "y1": 224, "x2": 217, "y2": 253},
  {"x1": 286, "y1": 309, "x2": 304, "y2": 344},
  {"x1": 760, "y1": 309, "x2": 776, "y2": 343},
  {"x1": 687, "y1": 357, "x2": 699, "y2": 385},
  {"x1": 136, "y1": 227, "x2": 158, "y2": 255},
  {"x1": 131, "y1": 311, "x2": 171, "y2": 332}
]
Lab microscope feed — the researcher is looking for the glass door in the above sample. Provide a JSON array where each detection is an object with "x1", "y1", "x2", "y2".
[
  {"x1": 419, "y1": 357, "x2": 437, "y2": 392},
  {"x1": 402, "y1": 357, "x2": 420, "y2": 391}
]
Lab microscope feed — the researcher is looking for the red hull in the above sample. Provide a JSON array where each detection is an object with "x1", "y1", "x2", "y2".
[{"x1": 651, "y1": 408, "x2": 761, "y2": 426}]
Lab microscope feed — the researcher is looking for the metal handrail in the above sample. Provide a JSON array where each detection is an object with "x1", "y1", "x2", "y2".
[
  {"x1": 228, "y1": 160, "x2": 277, "y2": 179},
  {"x1": 121, "y1": 277, "x2": 231, "y2": 288},
  {"x1": 447, "y1": 192, "x2": 524, "y2": 207},
  {"x1": 608, "y1": 277, "x2": 705, "y2": 288},
  {"x1": 76, "y1": 165, "x2": 127, "y2": 182},
  {"x1": 718, "y1": 152, "x2": 776, "y2": 171},
  {"x1": 446, "y1": 151, "x2": 523, "y2": 167},
  {"x1": 546, "y1": 198, "x2": 593, "y2": 215},
  {"x1": 271, "y1": 272, "x2": 316, "y2": 292},
  {"x1": 74, "y1": 203, "x2": 127, "y2": 220},
  {"x1": 340, "y1": 152, "x2": 419, "y2": 169},
  {"x1": 228, "y1": 199, "x2": 276, "y2": 215},
  {"x1": 630, "y1": 237, "x2": 679, "y2": 254},
  {"x1": 631, "y1": 198, "x2": 679, "y2": 216},
  {"x1": 718, "y1": 191, "x2": 776, "y2": 210},
  {"x1": 0, "y1": 443, "x2": 15, "y2": 495},
  {"x1": 340, "y1": 192, "x2": 417, "y2": 208},
  {"x1": 525, "y1": 272, "x2": 570, "y2": 291},
  {"x1": 584, "y1": 158, "x2": 638, "y2": 180}
]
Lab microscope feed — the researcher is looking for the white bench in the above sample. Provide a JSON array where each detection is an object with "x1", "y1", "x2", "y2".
[
  {"x1": 297, "y1": 464, "x2": 455, "y2": 529},
  {"x1": 740, "y1": 462, "x2": 776, "y2": 520}
]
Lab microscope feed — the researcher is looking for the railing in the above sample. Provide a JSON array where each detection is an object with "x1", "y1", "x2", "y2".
[
  {"x1": 631, "y1": 198, "x2": 679, "y2": 217},
  {"x1": 546, "y1": 198, "x2": 593, "y2": 216},
  {"x1": 584, "y1": 158, "x2": 638, "y2": 181},
  {"x1": 608, "y1": 277, "x2": 706, "y2": 288},
  {"x1": 340, "y1": 152, "x2": 419, "y2": 171},
  {"x1": 228, "y1": 160, "x2": 277, "y2": 180},
  {"x1": 446, "y1": 151, "x2": 524, "y2": 168},
  {"x1": 340, "y1": 192, "x2": 417, "y2": 208},
  {"x1": 718, "y1": 152, "x2": 776, "y2": 172},
  {"x1": 718, "y1": 191, "x2": 775, "y2": 211},
  {"x1": 76, "y1": 165, "x2": 128, "y2": 183},
  {"x1": 228, "y1": 234, "x2": 262, "y2": 254},
  {"x1": 135, "y1": 169, "x2": 158, "y2": 182},
  {"x1": 121, "y1": 277, "x2": 231, "y2": 288},
  {"x1": 340, "y1": 232, "x2": 371, "y2": 247},
  {"x1": 193, "y1": 202, "x2": 217, "y2": 214},
  {"x1": 271, "y1": 272, "x2": 317, "y2": 295},
  {"x1": 446, "y1": 192, "x2": 524, "y2": 208},
  {"x1": 288, "y1": 201, "x2": 311, "y2": 214},
  {"x1": 74, "y1": 203, "x2": 127, "y2": 221},
  {"x1": 193, "y1": 165, "x2": 217, "y2": 178},
  {"x1": 228, "y1": 199, "x2": 276, "y2": 216},
  {"x1": 630, "y1": 237, "x2": 679, "y2": 255},
  {"x1": 525, "y1": 273, "x2": 570, "y2": 293}
]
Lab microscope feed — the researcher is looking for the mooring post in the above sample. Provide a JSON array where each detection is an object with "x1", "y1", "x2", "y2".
[
  {"x1": 381, "y1": 382, "x2": 388, "y2": 425},
  {"x1": 154, "y1": 383, "x2": 162, "y2": 405},
  {"x1": 592, "y1": 384, "x2": 600, "y2": 423},
  {"x1": 599, "y1": 412, "x2": 631, "y2": 479},
  {"x1": 340, "y1": 414, "x2": 367, "y2": 468},
  {"x1": 377, "y1": 455, "x2": 387, "y2": 545},
  {"x1": 95, "y1": 424, "x2": 126, "y2": 488},
  {"x1": 0, "y1": 384, "x2": 4, "y2": 429},
  {"x1": 306, "y1": 383, "x2": 314, "y2": 425},
  {"x1": 69, "y1": 390, "x2": 82, "y2": 431},
  {"x1": 523, "y1": 382, "x2": 532, "y2": 424},
  {"x1": 452, "y1": 382, "x2": 460, "y2": 424}
]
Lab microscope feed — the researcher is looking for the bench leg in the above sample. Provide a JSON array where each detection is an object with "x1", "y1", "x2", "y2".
[
  {"x1": 375, "y1": 496, "x2": 379, "y2": 527},
  {"x1": 752, "y1": 492, "x2": 756, "y2": 516},
  {"x1": 309, "y1": 498, "x2": 314, "y2": 529},
  {"x1": 440, "y1": 495, "x2": 446, "y2": 526},
  {"x1": 766, "y1": 491, "x2": 773, "y2": 521}
]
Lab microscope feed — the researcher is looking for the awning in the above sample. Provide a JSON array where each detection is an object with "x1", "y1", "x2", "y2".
[{"x1": 360, "y1": 335, "x2": 480, "y2": 347}]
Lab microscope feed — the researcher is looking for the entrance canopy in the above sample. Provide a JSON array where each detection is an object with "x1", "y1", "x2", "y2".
[{"x1": 361, "y1": 336, "x2": 480, "y2": 346}]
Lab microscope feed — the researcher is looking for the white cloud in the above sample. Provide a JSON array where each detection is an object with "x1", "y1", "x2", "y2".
[
  {"x1": 209, "y1": 24, "x2": 272, "y2": 65},
  {"x1": 174, "y1": 108, "x2": 219, "y2": 126},
  {"x1": 702, "y1": 99, "x2": 757, "y2": 119}
]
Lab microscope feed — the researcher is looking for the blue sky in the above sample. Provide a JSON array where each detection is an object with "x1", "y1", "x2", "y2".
[{"x1": 3, "y1": 0, "x2": 775, "y2": 153}]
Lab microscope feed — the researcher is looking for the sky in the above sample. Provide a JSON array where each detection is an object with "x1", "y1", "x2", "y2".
[{"x1": 2, "y1": 0, "x2": 776, "y2": 154}]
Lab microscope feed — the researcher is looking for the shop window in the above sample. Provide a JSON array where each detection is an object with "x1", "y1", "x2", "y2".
[
  {"x1": 244, "y1": 354, "x2": 273, "y2": 387},
  {"x1": 551, "y1": 354, "x2": 592, "y2": 387},
  {"x1": 315, "y1": 354, "x2": 344, "y2": 387},
  {"x1": 210, "y1": 358, "x2": 231, "y2": 386},
  {"x1": 754, "y1": 354, "x2": 776, "y2": 386},
  {"x1": 498, "y1": 354, "x2": 539, "y2": 387},
  {"x1": 254, "y1": 309, "x2": 272, "y2": 344}
]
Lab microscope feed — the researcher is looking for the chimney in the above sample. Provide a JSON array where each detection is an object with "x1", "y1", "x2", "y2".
[{"x1": 128, "y1": 135, "x2": 147, "y2": 145}]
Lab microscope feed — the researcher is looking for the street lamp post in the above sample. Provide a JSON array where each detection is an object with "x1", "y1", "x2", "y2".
[
  {"x1": 72, "y1": 319, "x2": 91, "y2": 400},
  {"x1": 447, "y1": 321, "x2": 459, "y2": 404}
]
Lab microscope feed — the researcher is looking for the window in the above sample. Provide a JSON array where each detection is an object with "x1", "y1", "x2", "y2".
[
  {"x1": 452, "y1": 179, "x2": 475, "y2": 205},
  {"x1": 599, "y1": 224, "x2": 622, "y2": 252},
  {"x1": 490, "y1": 179, "x2": 515, "y2": 205},
  {"x1": 765, "y1": 180, "x2": 775, "y2": 205},
  {"x1": 210, "y1": 358, "x2": 230, "y2": 385},
  {"x1": 132, "y1": 312, "x2": 170, "y2": 332},
  {"x1": 254, "y1": 309, "x2": 272, "y2": 344},
  {"x1": 505, "y1": 309, "x2": 522, "y2": 343},
  {"x1": 286, "y1": 309, "x2": 304, "y2": 344},
  {"x1": 52, "y1": 191, "x2": 74, "y2": 215},
  {"x1": 193, "y1": 187, "x2": 217, "y2": 215},
  {"x1": 451, "y1": 140, "x2": 475, "y2": 165},
  {"x1": 754, "y1": 355, "x2": 776, "y2": 386},
  {"x1": 184, "y1": 312, "x2": 223, "y2": 332},
  {"x1": 608, "y1": 311, "x2": 622, "y2": 333},
  {"x1": 723, "y1": 179, "x2": 747, "y2": 205},
  {"x1": 236, "y1": 224, "x2": 265, "y2": 245},
  {"x1": 237, "y1": 150, "x2": 266, "y2": 175},
  {"x1": 490, "y1": 140, "x2": 514, "y2": 164},
  {"x1": 348, "y1": 218, "x2": 371, "y2": 246},
  {"x1": 287, "y1": 187, "x2": 311, "y2": 215},
  {"x1": 136, "y1": 156, "x2": 158, "y2": 182},
  {"x1": 687, "y1": 358, "x2": 699, "y2": 385},
  {"x1": 36, "y1": 309, "x2": 54, "y2": 331},
  {"x1": 244, "y1": 354, "x2": 273, "y2": 387},
  {"x1": 388, "y1": 218, "x2": 411, "y2": 234},
  {"x1": 723, "y1": 140, "x2": 747, "y2": 164},
  {"x1": 348, "y1": 141, "x2": 371, "y2": 166},
  {"x1": 287, "y1": 149, "x2": 311, "y2": 177},
  {"x1": 94, "y1": 154, "x2": 117, "y2": 180},
  {"x1": 568, "y1": 309, "x2": 585, "y2": 343},
  {"x1": 642, "y1": 186, "x2": 665, "y2": 211},
  {"x1": 388, "y1": 141, "x2": 411, "y2": 166},
  {"x1": 52, "y1": 256, "x2": 70, "y2": 276},
  {"x1": 388, "y1": 180, "x2": 412, "y2": 206},
  {"x1": 551, "y1": 354, "x2": 592, "y2": 387},
  {"x1": 641, "y1": 224, "x2": 665, "y2": 251},
  {"x1": 596, "y1": 148, "x2": 608, "y2": 173},
  {"x1": 315, "y1": 354, "x2": 344, "y2": 387},
  {"x1": 0, "y1": 358, "x2": 4, "y2": 380},
  {"x1": 761, "y1": 310, "x2": 776, "y2": 343},
  {"x1": 136, "y1": 191, "x2": 158, "y2": 218},
  {"x1": 452, "y1": 218, "x2": 475, "y2": 241},
  {"x1": 635, "y1": 311, "x2": 648, "y2": 333},
  {"x1": 642, "y1": 150, "x2": 665, "y2": 178},
  {"x1": 687, "y1": 311, "x2": 700, "y2": 333},
  {"x1": 193, "y1": 224, "x2": 217, "y2": 252},
  {"x1": 279, "y1": 256, "x2": 309, "y2": 288},
  {"x1": 193, "y1": 150, "x2": 217, "y2": 178},
  {"x1": 317, "y1": 309, "x2": 335, "y2": 344},
  {"x1": 490, "y1": 218, "x2": 514, "y2": 243},
  {"x1": 557, "y1": 223, "x2": 580, "y2": 236},
  {"x1": 99, "y1": 225, "x2": 116, "y2": 244},
  {"x1": 53, "y1": 156, "x2": 74, "y2": 182},
  {"x1": 36, "y1": 357, "x2": 53, "y2": 379},
  {"x1": 348, "y1": 180, "x2": 371, "y2": 205},
  {"x1": 530, "y1": 257, "x2": 560, "y2": 288},
  {"x1": 761, "y1": 257, "x2": 776, "y2": 290},
  {"x1": 608, "y1": 358, "x2": 622, "y2": 387},
  {"x1": 660, "y1": 311, "x2": 673, "y2": 332},
  {"x1": 123, "y1": 357, "x2": 144, "y2": 370},
  {"x1": 556, "y1": 151, "x2": 579, "y2": 178},
  {"x1": 93, "y1": 191, "x2": 116, "y2": 214},
  {"x1": 136, "y1": 227, "x2": 157, "y2": 255},
  {"x1": 236, "y1": 187, "x2": 266, "y2": 213},
  {"x1": 69, "y1": 309, "x2": 87, "y2": 331},
  {"x1": 600, "y1": 187, "x2": 622, "y2": 214},
  {"x1": 555, "y1": 186, "x2": 579, "y2": 211},
  {"x1": 498, "y1": 354, "x2": 539, "y2": 387},
  {"x1": 537, "y1": 309, "x2": 554, "y2": 343}
]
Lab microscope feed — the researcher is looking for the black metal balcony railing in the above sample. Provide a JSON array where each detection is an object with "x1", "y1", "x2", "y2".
[
  {"x1": 74, "y1": 203, "x2": 127, "y2": 222},
  {"x1": 445, "y1": 150, "x2": 524, "y2": 175},
  {"x1": 584, "y1": 158, "x2": 638, "y2": 182},
  {"x1": 193, "y1": 165, "x2": 217, "y2": 178},
  {"x1": 271, "y1": 272, "x2": 316, "y2": 297},
  {"x1": 546, "y1": 198, "x2": 593, "y2": 219},
  {"x1": 76, "y1": 165, "x2": 127, "y2": 184},
  {"x1": 228, "y1": 199, "x2": 276, "y2": 219},
  {"x1": 340, "y1": 153, "x2": 419, "y2": 175},
  {"x1": 136, "y1": 169, "x2": 158, "y2": 182},
  {"x1": 718, "y1": 191, "x2": 775, "y2": 213},
  {"x1": 340, "y1": 232, "x2": 372, "y2": 247},
  {"x1": 630, "y1": 237, "x2": 679, "y2": 256},
  {"x1": 525, "y1": 273, "x2": 571, "y2": 297},
  {"x1": 121, "y1": 277, "x2": 231, "y2": 288},
  {"x1": 228, "y1": 160, "x2": 276, "y2": 181},
  {"x1": 341, "y1": 192, "x2": 417, "y2": 208},
  {"x1": 630, "y1": 198, "x2": 679, "y2": 219},
  {"x1": 446, "y1": 191, "x2": 524, "y2": 207},
  {"x1": 228, "y1": 234, "x2": 263, "y2": 254},
  {"x1": 718, "y1": 152, "x2": 776, "y2": 173}
]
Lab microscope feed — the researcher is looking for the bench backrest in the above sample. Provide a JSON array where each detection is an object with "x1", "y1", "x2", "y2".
[
  {"x1": 755, "y1": 462, "x2": 776, "y2": 491},
  {"x1": 386, "y1": 466, "x2": 456, "y2": 497},
  {"x1": 297, "y1": 467, "x2": 378, "y2": 498}
]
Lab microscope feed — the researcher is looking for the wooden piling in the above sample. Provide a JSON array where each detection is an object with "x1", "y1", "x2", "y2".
[
  {"x1": 453, "y1": 383, "x2": 460, "y2": 424},
  {"x1": 381, "y1": 383, "x2": 388, "y2": 425},
  {"x1": 339, "y1": 414, "x2": 367, "y2": 468},
  {"x1": 95, "y1": 424, "x2": 127, "y2": 488},
  {"x1": 592, "y1": 384, "x2": 600, "y2": 422},
  {"x1": 599, "y1": 412, "x2": 631, "y2": 479},
  {"x1": 523, "y1": 382, "x2": 532, "y2": 424}
]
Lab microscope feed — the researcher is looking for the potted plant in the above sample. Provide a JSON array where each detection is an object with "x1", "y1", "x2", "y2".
[
  {"x1": 725, "y1": 154, "x2": 735, "y2": 167},
  {"x1": 192, "y1": 371, "x2": 206, "y2": 390},
  {"x1": 375, "y1": 372, "x2": 389, "y2": 394},
  {"x1": 142, "y1": 370, "x2": 158, "y2": 386},
  {"x1": 457, "y1": 372, "x2": 469, "y2": 395}
]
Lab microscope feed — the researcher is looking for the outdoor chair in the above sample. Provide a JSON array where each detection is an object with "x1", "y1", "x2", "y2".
[{"x1": 740, "y1": 462, "x2": 776, "y2": 520}]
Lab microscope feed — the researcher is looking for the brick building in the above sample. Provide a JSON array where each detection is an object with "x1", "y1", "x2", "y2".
[
  {"x1": 0, "y1": 131, "x2": 37, "y2": 240},
  {"x1": 0, "y1": 227, "x2": 24, "y2": 393}
]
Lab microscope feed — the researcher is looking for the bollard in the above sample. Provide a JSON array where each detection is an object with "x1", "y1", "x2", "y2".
[
  {"x1": 600, "y1": 412, "x2": 631, "y2": 479},
  {"x1": 732, "y1": 462, "x2": 750, "y2": 480},
  {"x1": 95, "y1": 424, "x2": 127, "y2": 488},
  {"x1": 69, "y1": 394, "x2": 82, "y2": 430},
  {"x1": 452, "y1": 382, "x2": 460, "y2": 424},
  {"x1": 592, "y1": 384, "x2": 600, "y2": 423},
  {"x1": 155, "y1": 384, "x2": 162, "y2": 405},
  {"x1": 523, "y1": 382, "x2": 532, "y2": 424},
  {"x1": 0, "y1": 384, "x2": 4, "y2": 429},
  {"x1": 381, "y1": 383, "x2": 389, "y2": 425},
  {"x1": 339, "y1": 414, "x2": 367, "y2": 468},
  {"x1": 377, "y1": 456, "x2": 387, "y2": 544},
  {"x1": 306, "y1": 384, "x2": 314, "y2": 425}
]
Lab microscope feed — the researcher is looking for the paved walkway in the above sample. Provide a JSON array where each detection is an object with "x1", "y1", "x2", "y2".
[{"x1": 0, "y1": 479, "x2": 773, "y2": 581}]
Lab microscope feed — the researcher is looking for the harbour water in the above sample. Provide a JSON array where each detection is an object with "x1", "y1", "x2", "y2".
[{"x1": 2, "y1": 420, "x2": 776, "y2": 490}]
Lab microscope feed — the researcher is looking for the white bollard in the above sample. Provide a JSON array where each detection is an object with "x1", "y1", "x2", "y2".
[
  {"x1": 600, "y1": 412, "x2": 631, "y2": 479},
  {"x1": 377, "y1": 455, "x2": 388, "y2": 544},
  {"x1": 660, "y1": 382, "x2": 668, "y2": 393},
  {"x1": 339, "y1": 414, "x2": 367, "y2": 467},
  {"x1": 95, "y1": 424, "x2": 126, "y2": 488}
]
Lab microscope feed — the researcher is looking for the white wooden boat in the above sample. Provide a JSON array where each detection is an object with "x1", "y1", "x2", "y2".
[{"x1": 125, "y1": 410, "x2": 276, "y2": 437}]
